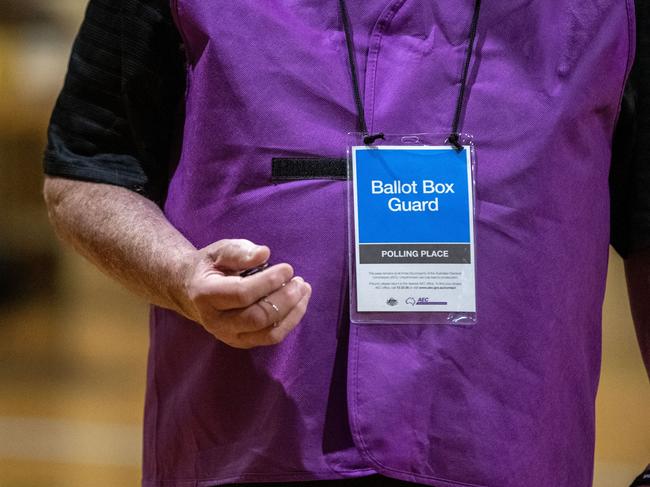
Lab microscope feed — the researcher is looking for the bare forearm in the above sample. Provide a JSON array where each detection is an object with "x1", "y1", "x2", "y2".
[
  {"x1": 624, "y1": 248, "x2": 650, "y2": 380},
  {"x1": 42, "y1": 176, "x2": 312, "y2": 349},
  {"x1": 43, "y1": 176, "x2": 195, "y2": 317}
]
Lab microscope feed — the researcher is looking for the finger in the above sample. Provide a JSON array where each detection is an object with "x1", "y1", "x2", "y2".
[
  {"x1": 201, "y1": 263, "x2": 294, "y2": 310},
  {"x1": 222, "y1": 277, "x2": 308, "y2": 333},
  {"x1": 202, "y1": 239, "x2": 270, "y2": 273},
  {"x1": 238, "y1": 282, "x2": 312, "y2": 347}
]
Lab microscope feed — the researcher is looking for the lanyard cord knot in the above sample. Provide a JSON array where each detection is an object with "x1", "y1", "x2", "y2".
[{"x1": 339, "y1": 0, "x2": 481, "y2": 150}]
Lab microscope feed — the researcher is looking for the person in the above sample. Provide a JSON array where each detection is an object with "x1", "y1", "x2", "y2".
[{"x1": 42, "y1": 0, "x2": 649, "y2": 486}]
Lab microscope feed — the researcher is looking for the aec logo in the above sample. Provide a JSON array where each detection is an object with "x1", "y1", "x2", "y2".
[{"x1": 406, "y1": 297, "x2": 447, "y2": 306}]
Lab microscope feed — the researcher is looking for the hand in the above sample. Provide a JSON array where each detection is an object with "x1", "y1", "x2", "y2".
[{"x1": 179, "y1": 239, "x2": 312, "y2": 349}]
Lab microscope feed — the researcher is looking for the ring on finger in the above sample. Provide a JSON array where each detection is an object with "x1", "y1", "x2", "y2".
[{"x1": 261, "y1": 297, "x2": 281, "y2": 327}]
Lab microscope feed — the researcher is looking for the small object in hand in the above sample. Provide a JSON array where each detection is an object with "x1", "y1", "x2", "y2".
[{"x1": 239, "y1": 262, "x2": 270, "y2": 278}]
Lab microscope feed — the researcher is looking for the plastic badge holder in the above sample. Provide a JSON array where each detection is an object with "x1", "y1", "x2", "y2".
[{"x1": 347, "y1": 133, "x2": 478, "y2": 326}]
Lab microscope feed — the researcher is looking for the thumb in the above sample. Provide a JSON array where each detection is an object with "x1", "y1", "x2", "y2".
[{"x1": 203, "y1": 239, "x2": 270, "y2": 273}]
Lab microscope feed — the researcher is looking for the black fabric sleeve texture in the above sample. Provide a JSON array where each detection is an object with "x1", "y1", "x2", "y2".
[
  {"x1": 610, "y1": 1, "x2": 650, "y2": 257},
  {"x1": 43, "y1": 0, "x2": 185, "y2": 203}
]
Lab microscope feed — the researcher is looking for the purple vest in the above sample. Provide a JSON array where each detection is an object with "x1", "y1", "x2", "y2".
[{"x1": 144, "y1": 1, "x2": 634, "y2": 486}]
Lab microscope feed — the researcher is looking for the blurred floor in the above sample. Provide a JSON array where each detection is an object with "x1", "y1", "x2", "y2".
[
  {"x1": 0, "y1": 248, "x2": 648, "y2": 487},
  {"x1": 0, "y1": 248, "x2": 148, "y2": 486}
]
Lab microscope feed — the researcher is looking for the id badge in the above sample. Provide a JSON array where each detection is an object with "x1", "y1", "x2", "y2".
[{"x1": 347, "y1": 133, "x2": 477, "y2": 325}]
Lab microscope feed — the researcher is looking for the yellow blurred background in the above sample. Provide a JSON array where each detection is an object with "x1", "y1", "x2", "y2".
[{"x1": 0, "y1": 1, "x2": 647, "y2": 486}]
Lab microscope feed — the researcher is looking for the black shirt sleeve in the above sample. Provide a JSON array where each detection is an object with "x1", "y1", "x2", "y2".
[
  {"x1": 43, "y1": 0, "x2": 185, "y2": 204},
  {"x1": 610, "y1": 2, "x2": 650, "y2": 257}
]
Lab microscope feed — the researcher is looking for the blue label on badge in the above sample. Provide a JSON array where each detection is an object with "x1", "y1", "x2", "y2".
[{"x1": 355, "y1": 147, "x2": 471, "y2": 244}]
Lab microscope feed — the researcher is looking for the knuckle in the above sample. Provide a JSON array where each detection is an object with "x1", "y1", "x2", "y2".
[
  {"x1": 284, "y1": 285, "x2": 299, "y2": 302},
  {"x1": 212, "y1": 239, "x2": 233, "y2": 253},
  {"x1": 282, "y1": 267, "x2": 295, "y2": 283},
  {"x1": 287, "y1": 283, "x2": 302, "y2": 305}
]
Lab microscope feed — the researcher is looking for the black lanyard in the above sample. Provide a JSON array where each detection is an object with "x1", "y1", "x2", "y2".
[{"x1": 338, "y1": 0, "x2": 482, "y2": 149}]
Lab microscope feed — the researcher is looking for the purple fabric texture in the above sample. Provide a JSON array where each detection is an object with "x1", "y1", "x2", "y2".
[{"x1": 143, "y1": 1, "x2": 635, "y2": 486}]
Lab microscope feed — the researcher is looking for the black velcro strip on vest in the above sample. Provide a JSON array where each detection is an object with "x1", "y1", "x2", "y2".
[{"x1": 272, "y1": 158, "x2": 347, "y2": 181}]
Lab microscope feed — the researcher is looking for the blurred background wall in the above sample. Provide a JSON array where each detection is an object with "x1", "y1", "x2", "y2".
[{"x1": 0, "y1": 1, "x2": 647, "y2": 486}]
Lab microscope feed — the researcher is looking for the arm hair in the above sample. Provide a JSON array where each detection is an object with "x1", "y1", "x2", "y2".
[{"x1": 43, "y1": 176, "x2": 196, "y2": 318}]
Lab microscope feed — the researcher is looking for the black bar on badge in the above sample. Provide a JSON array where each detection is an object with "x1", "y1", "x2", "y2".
[{"x1": 359, "y1": 244, "x2": 471, "y2": 264}]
